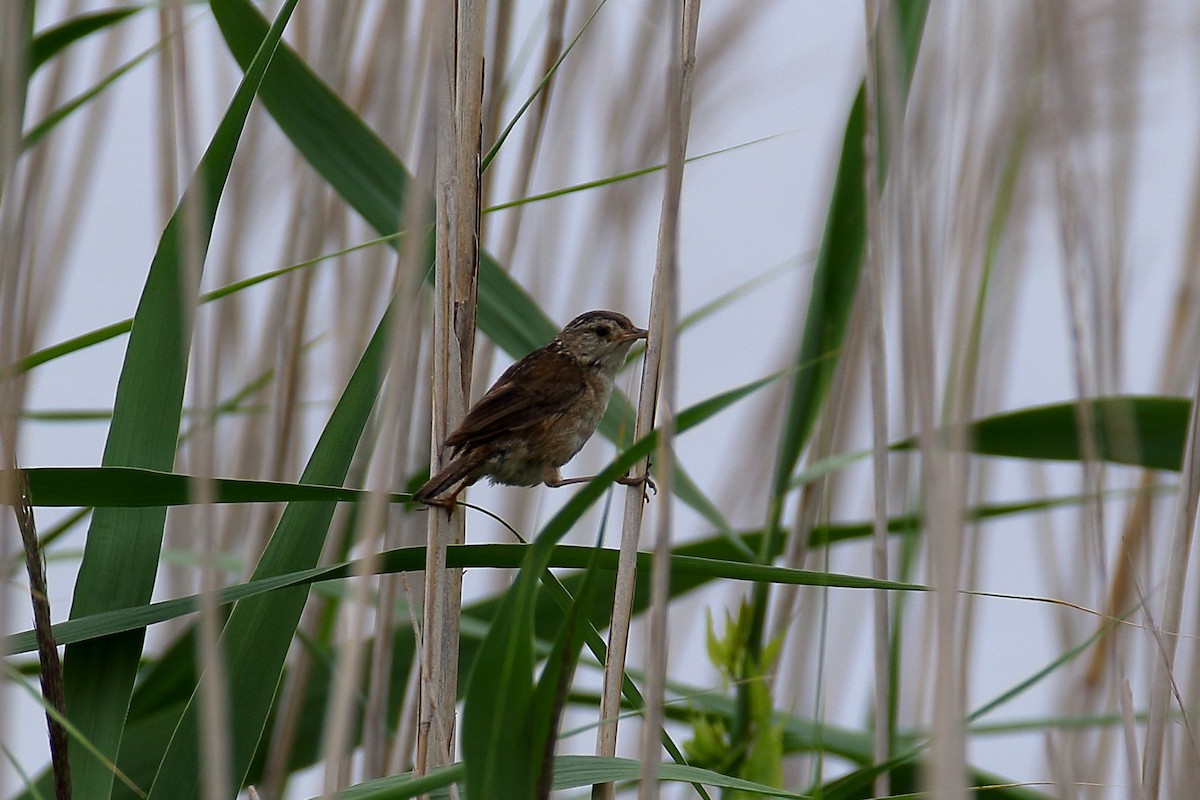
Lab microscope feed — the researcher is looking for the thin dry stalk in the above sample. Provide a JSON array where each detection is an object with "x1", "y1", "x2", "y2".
[
  {"x1": 893, "y1": 12, "x2": 971, "y2": 796},
  {"x1": 1090, "y1": 4, "x2": 1197, "y2": 696},
  {"x1": 419, "y1": 0, "x2": 484, "y2": 778},
  {"x1": 319, "y1": 418, "x2": 399, "y2": 796},
  {"x1": 773, "y1": 288, "x2": 866, "y2": 789},
  {"x1": 636, "y1": 1, "x2": 696, "y2": 796},
  {"x1": 1119, "y1": 677, "x2": 1146, "y2": 800},
  {"x1": 362, "y1": 194, "x2": 435, "y2": 785},
  {"x1": 390, "y1": 571, "x2": 429, "y2": 775},
  {"x1": 155, "y1": 6, "x2": 180, "y2": 223}
]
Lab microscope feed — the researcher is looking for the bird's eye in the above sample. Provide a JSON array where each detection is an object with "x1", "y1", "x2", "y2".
[{"x1": 593, "y1": 325, "x2": 610, "y2": 338}]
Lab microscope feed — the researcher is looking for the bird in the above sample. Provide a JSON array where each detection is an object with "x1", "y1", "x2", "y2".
[{"x1": 413, "y1": 309, "x2": 650, "y2": 508}]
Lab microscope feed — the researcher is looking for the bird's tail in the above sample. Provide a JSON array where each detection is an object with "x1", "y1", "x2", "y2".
[{"x1": 413, "y1": 448, "x2": 487, "y2": 504}]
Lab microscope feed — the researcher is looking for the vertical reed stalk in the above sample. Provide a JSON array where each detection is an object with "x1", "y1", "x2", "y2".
[
  {"x1": 636, "y1": 0, "x2": 697, "y2": 796},
  {"x1": 419, "y1": 0, "x2": 484, "y2": 779}
]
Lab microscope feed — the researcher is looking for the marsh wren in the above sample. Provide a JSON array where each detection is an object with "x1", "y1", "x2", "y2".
[{"x1": 413, "y1": 310, "x2": 650, "y2": 508}]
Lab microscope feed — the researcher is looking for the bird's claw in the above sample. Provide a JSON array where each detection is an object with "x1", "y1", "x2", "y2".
[{"x1": 415, "y1": 494, "x2": 459, "y2": 512}]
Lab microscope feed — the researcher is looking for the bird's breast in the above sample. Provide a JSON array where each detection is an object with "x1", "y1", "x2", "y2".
[{"x1": 544, "y1": 373, "x2": 613, "y2": 466}]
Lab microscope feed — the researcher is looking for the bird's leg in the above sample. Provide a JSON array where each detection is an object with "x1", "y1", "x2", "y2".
[
  {"x1": 543, "y1": 466, "x2": 656, "y2": 499},
  {"x1": 617, "y1": 471, "x2": 656, "y2": 495}
]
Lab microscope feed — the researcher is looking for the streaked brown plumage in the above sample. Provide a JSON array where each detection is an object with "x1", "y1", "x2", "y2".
[{"x1": 413, "y1": 310, "x2": 649, "y2": 508}]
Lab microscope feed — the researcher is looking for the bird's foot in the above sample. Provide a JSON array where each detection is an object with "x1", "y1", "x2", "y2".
[
  {"x1": 617, "y1": 471, "x2": 656, "y2": 502},
  {"x1": 414, "y1": 493, "x2": 460, "y2": 512}
]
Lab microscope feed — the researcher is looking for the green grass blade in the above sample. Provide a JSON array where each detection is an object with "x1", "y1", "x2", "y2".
[
  {"x1": 7, "y1": 543, "x2": 921, "y2": 658},
  {"x1": 56, "y1": 3, "x2": 298, "y2": 797},
  {"x1": 17, "y1": 466, "x2": 410, "y2": 508}
]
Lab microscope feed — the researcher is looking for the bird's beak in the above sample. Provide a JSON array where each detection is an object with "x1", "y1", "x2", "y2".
[{"x1": 622, "y1": 327, "x2": 649, "y2": 343}]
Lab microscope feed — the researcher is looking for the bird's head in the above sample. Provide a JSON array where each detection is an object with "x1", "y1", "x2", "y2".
[{"x1": 556, "y1": 310, "x2": 648, "y2": 375}]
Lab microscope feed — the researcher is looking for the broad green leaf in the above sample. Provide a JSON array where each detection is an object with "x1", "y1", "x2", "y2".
[
  {"x1": 527, "y1": 551, "x2": 604, "y2": 798},
  {"x1": 944, "y1": 395, "x2": 1189, "y2": 471},
  {"x1": 56, "y1": 4, "x2": 298, "y2": 798},
  {"x1": 17, "y1": 397, "x2": 1184, "y2": 510}
]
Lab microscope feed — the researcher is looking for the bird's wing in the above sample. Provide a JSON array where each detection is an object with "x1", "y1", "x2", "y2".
[{"x1": 444, "y1": 349, "x2": 584, "y2": 450}]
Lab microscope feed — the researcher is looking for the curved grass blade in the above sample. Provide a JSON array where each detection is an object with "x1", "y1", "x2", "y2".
[
  {"x1": 23, "y1": 20, "x2": 181, "y2": 150},
  {"x1": 528, "y1": 551, "x2": 602, "y2": 799},
  {"x1": 31, "y1": 7, "x2": 139, "y2": 73},
  {"x1": 10, "y1": 134, "x2": 786, "y2": 378},
  {"x1": 461, "y1": 549, "x2": 540, "y2": 798},
  {"x1": 56, "y1": 3, "x2": 299, "y2": 798}
]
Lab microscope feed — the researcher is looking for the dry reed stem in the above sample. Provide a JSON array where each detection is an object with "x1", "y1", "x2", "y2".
[
  {"x1": 419, "y1": 0, "x2": 484, "y2": 779},
  {"x1": 635, "y1": 0, "x2": 696, "y2": 796},
  {"x1": 589, "y1": 20, "x2": 677, "y2": 800}
]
